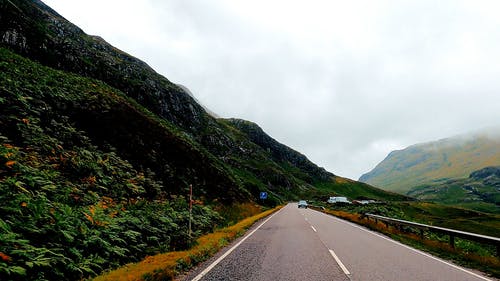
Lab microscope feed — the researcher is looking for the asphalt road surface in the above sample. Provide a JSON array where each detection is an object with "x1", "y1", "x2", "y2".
[{"x1": 182, "y1": 203, "x2": 494, "y2": 281}]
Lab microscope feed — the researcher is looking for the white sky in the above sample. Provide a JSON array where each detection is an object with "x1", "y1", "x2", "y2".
[{"x1": 43, "y1": 0, "x2": 500, "y2": 179}]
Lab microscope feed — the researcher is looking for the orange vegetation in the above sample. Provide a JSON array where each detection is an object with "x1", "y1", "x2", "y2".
[
  {"x1": 93, "y1": 205, "x2": 282, "y2": 281},
  {"x1": 0, "y1": 252, "x2": 11, "y2": 262}
]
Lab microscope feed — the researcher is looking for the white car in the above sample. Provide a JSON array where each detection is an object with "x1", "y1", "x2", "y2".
[{"x1": 298, "y1": 200, "x2": 308, "y2": 208}]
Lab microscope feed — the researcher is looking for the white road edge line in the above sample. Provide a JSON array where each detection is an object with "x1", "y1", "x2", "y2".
[
  {"x1": 311, "y1": 225, "x2": 317, "y2": 232},
  {"x1": 329, "y1": 249, "x2": 351, "y2": 275},
  {"x1": 315, "y1": 210, "x2": 493, "y2": 281},
  {"x1": 190, "y1": 207, "x2": 283, "y2": 281}
]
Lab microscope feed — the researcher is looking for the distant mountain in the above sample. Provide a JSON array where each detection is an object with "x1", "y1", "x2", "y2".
[{"x1": 360, "y1": 129, "x2": 500, "y2": 202}]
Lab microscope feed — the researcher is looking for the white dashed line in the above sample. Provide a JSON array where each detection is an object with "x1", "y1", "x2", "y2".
[
  {"x1": 311, "y1": 225, "x2": 317, "y2": 232},
  {"x1": 329, "y1": 249, "x2": 351, "y2": 275}
]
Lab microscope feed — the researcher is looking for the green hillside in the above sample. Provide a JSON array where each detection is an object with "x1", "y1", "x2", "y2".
[
  {"x1": 407, "y1": 166, "x2": 500, "y2": 213},
  {"x1": 360, "y1": 132, "x2": 500, "y2": 194},
  {"x1": 0, "y1": 47, "x2": 235, "y2": 280}
]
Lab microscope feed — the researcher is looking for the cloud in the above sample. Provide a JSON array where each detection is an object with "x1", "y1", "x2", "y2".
[{"x1": 44, "y1": 0, "x2": 500, "y2": 179}]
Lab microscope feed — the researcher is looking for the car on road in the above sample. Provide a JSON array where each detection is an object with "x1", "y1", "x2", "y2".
[{"x1": 298, "y1": 200, "x2": 308, "y2": 208}]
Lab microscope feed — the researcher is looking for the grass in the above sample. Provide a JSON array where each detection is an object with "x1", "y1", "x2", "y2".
[
  {"x1": 314, "y1": 205, "x2": 500, "y2": 278},
  {"x1": 93, "y1": 205, "x2": 282, "y2": 281}
]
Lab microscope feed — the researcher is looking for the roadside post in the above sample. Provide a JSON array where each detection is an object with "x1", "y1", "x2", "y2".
[{"x1": 189, "y1": 184, "x2": 193, "y2": 239}]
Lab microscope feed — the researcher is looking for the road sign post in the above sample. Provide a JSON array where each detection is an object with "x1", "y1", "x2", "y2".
[
  {"x1": 260, "y1": 192, "x2": 268, "y2": 199},
  {"x1": 260, "y1": 191, "x2": 267, "y2": 204}
]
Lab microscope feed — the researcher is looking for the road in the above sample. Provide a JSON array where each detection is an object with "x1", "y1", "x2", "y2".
[{"x1": 182, "y1": 203, "x2": 494, "y2": 281}]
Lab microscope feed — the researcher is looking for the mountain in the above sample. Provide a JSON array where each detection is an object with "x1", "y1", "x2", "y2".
[
  {"x1": 360, "y1": 130, "x2": 500, "y2": 194},
  {"x1": 359, "y1": 129, "x2": 500, "y2": 213},
  {"x1": 0, "y1": 1, "x2": 407, "y2": 279}
]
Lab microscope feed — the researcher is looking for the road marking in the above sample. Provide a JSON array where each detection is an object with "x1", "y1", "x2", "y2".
[
  {"x1": 329, "y1": 249, "x2": 351, "y2": 275},
  {"x1": 305, "y1": 215, "x2": 350, "y2": 277},
  {"x1": 190, "y1": 207, "x2": 283, "y2": 281},
  {"x1": 314, "y1": 210, "x2": 493, "y2": 281}
]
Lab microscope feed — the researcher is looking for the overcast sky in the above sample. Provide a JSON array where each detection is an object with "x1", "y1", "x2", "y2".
[{"x1": 43, "y1": 0, "x2": 500, "y2": 179}]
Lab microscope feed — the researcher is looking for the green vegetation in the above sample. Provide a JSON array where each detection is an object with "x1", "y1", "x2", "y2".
[
  {"x1": 0, "y1": 48, "x2": 231, "y2": 280},
  {"x1": 0, "y1": 140, "x2": 222, "y2": 280}
]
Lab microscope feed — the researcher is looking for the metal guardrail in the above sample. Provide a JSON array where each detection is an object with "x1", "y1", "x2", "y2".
[{"x1": 364, "y1": 213, "x2": 500, "y2": 256}]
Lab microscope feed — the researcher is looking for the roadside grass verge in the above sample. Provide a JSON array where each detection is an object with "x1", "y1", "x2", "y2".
[
  {"x1": 93, "y1": 205, "x2": 282, "y2": 281},
  {"x1": 314, "y1": 208, "x2": 500, "y2": 278}
]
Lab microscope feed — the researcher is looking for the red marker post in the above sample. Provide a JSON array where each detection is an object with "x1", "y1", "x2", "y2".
[{"x1": 189, "y1": 184, "x2": 193, "y2": 238}]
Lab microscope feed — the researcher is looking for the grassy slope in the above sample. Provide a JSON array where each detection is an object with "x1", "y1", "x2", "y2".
[{"x1": 360, "y1": 134, "x2": 500, "y2": 194}]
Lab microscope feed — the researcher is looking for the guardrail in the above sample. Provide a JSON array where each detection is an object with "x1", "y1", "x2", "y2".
[{"x1": 363, "y1": 213, "x2": 500, "y2": 256}]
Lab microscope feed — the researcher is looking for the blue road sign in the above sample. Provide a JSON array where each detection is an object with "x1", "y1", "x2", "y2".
[{"x1": 260, "y1": 192, "x2": 268, "y2": 200}]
